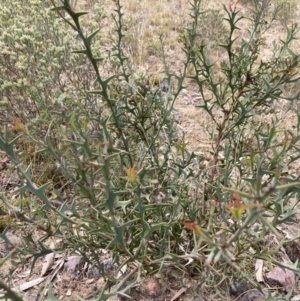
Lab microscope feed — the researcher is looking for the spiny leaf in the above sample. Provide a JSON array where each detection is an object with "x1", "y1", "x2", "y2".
[
  {"x1": 85, "y1": 29, "x2": 100, "y2": 48},
  {"x1": 72, "y1": 49, "x2": 88, "y2": 55},
  {"x1": 0, "y1": 136, "x2": 20, "y2": 163},
  {"x1": 74, "y1": 12, "x2": 88, "y2": 19}
]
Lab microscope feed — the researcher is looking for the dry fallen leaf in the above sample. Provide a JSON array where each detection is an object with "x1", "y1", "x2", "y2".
[
  {"x1": 16, "y1": 270, "x2": 30, "y2": 278},
  {"x1": 41, "y1": 242, "x2": 55, "y2": 276},
  {"x1": 18, "y1": 277, "x2": 45, "y2": 291},
  {"x1": 255, "y1": 259, "x2": 264, "y2": 282}
]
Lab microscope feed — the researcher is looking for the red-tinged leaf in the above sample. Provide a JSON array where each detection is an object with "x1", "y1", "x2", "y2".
[
  {"x1": 227, "y1": 201, "x2": 260, "y2": 221},
  {"x1": 183, "y1": 221, "x2": 212, "y2": 242},
  {"x1": 183, "y1": 221, "x2": 202, "y2": 236},
  {"x1": 282, "y1": 132, "x2": 293, "y2": 148},
  {"x1": 11, "y1": 118, "x2": 28, "y2": 135},
  {"x1": 227, "y1": 193, "x2": 241, "y2": 209},
  {"x1": 233, "y1": 192, "x2": 241, "y2": 206}
]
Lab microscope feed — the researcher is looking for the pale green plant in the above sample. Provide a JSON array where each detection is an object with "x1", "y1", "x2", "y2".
[
  {"x1": 275, "y1": 0, "x2": 298, "y2": 28},
  {"x1": 0, "y1": 0, "x2": 107, "y2": 130}
]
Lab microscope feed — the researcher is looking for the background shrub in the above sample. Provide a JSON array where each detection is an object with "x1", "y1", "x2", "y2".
[{"x1": 275, "y1": 0, "x2": 298, "y2": 28}]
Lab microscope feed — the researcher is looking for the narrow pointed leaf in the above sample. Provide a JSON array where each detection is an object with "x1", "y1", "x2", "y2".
[{"x1": 72, "y1": 49, "x2": 88, "y2": 55}]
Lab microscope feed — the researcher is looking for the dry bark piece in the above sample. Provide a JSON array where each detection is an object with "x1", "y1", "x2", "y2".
[
  {"x1": 49, "y1": 256, "x2": 66, "y2": 282},
  {"x1": 170, "y1": 283, "x2": 191, "y2": 301}
]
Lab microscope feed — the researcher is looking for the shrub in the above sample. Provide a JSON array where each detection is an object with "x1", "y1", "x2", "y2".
[
  {"x1": 0, "y1": 0, "x2": 300, "y2": 300},
  {"x1": 0, "y1": 0, "x2": 106, "y2": 132}
]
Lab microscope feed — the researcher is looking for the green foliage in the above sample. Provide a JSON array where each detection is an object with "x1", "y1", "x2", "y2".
[
  {"x1": 0, "y1": 1, "x2": 67, "y2": 124},
  {"x1": 0, "y1": 0, "x2": 106, "y2": 132},
  {"x1": 0, "y1": 0, "x2": 300, "y2": 300}
]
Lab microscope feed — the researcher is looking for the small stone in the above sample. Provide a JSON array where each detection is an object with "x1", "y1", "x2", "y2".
[
  {"x1": 239, "y1": 289, "x2": 265, "y2": 301},
  {"x1": 284, "y1": 241, "x2": 300, "y2": 263},
  {"x1": 87, "y1": 258, "x2": 115, "y2": 279},
  {"x1": 65, "y1": 256, "x2": 82, "y2": 279},
  {"x1": 229, "y1": 282, "x2": 249, "y2": 296},
  {"x1": 291, "y1": 294, "x2": 300, "y2": 301},
  {"x1": 101, "y1": 258, "x2": 114, "y2": 272},
  {"x1": 0, "y1": 231, "x2": 23, "y2": 257},
  {"x1": 5, "y1": 231, "x2": 23, "y2": 246},
  {"x1": 87, "y1": 266, "x2": 100, "y2": 279},
  {"x1": 265, "y1": 266, "x2": 295, "y2": 291},
  {"x1": 96, "y1": 278, "x2": 105, "y2": 287}
]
